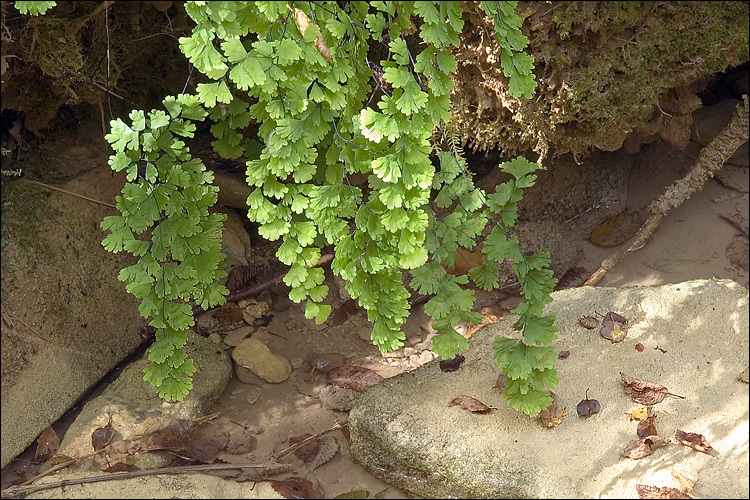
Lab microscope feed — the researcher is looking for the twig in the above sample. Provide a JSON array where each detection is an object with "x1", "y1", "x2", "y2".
[
  {"x1": 1, "y1": 460, "x2": 291, "y2": 499},
  {"x1": 273, "y1": 421, "x2": 347, "y2": 461},
  {"x1": 192, "y1": 253, "x2": 334, "y2": 316},
  {"x1": 1, "y1": 305, "x2": 52, "y2": 343},
  {"x1": 584, "y1": 95, "x2": 749, "y2": 286},
  {"x1": 23, "y1": 180, "x2": 116, "y2": 209}
]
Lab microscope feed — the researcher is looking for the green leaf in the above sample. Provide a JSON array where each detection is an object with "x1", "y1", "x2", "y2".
[{"x1": 430, "y1": 329, "x2": 469, "y2": 359}]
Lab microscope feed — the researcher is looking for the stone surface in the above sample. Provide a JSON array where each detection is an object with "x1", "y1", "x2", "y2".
[
  {"x1": 26, "y1": 471, "x2": 284, "y2": 499},
  {"x1": 232, "y1": 337, "x2": 292, "y2": 383},
  {"x1": 349, "y1": 279, "x2": 749, "y2": 499},
  {"x1": 56, "y1": 330, "x2": 232, "y2": 471},
  {"x1": 1, "y1": 169, "x2": 145, "y2": 469}
]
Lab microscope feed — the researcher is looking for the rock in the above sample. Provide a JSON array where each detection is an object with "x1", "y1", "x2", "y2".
[
  {"x1": 349, "y1": 279, "x2": 749, "y2": 499},
  {"x1": 232, "y1": 338, "x2": 291, "y2": 383},
  {"x1": 245, "y1": 385, "x2": 262, "y2": 405},
  {"x1": 224, "y1": 325, "x2": 255, "y2": 347},
  {"x1": 55, "y1": 331, "x2": 232, "y2": 471},
  {"x1": 320, "y1": 384, "x2": 359, "y2": 412},
  {"x1": 1, "y1": 169, "x2": 145, "y2": 469},
  {"x1": 220, "y1": 208, "x2": 253, "y2": 273}
]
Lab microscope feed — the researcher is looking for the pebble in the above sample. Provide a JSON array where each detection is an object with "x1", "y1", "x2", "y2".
[
  {"x1": 290, "y1": 357, "x2": 304, "y2": 369},
  {"x1": 245, "y1": 385, "x2": 262, "y2": 405},
  {"x1": 224, "y1": 325, "x2": 255, "y2": 347},
  {"x1": 232, "y1": 338, "x2": 292, "y2": 383},
  {"x1": 307, "y1": 353, "x2": 346, "y2": 374},
  {"x1": 208, "y1": 333, "x2": 222, "y2": 345}
]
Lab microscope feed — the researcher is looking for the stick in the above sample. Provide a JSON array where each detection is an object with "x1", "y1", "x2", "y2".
[
  {"x1": 584, "y1": 95, "x2": 749, "y2": 286},
  {"x1": 23, "y1": 180, "x2": 116, "y2": 209},
  {"x1": 0, "y1": 460, "x2": 291, "y2": 499}
]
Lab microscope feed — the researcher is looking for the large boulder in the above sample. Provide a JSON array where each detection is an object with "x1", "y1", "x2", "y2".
[{"x1": 350, "y1": 279, "x2": 749, "y2": 498}]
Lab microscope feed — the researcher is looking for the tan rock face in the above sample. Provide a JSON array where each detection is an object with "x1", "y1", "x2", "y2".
[{"x1": 232, "y1": 338, "x2": 291, "y2": 383}]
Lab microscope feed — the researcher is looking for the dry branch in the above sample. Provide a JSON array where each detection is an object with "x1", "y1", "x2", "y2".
[{"x1": 585, "y1": 95, "x2": 749, "y2": 286}]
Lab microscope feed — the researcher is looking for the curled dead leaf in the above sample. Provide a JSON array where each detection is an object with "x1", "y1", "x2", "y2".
[
  {"x1": 326, "y1": 365, "x2": 384, "y2": 392},
  {"x1": 538, "y1": 391, "x2": 566, "y2": 428},
  {"x1": 439, "y1": 354, "x2": 465, "y2": 372},
  {"x1": 579, "y1": 316, "x2": 599, "y2": 329},
  {"x1": 493, "y1": 373, "x2": 507, "y2": 392},
  {"x1": 91, "y1": 414, "x2": 116, "y2": 452},
  {"x1": 600, "y1": 320, "x2": 628, "y2": 342},
  {"x1": 620, "y1": 372, "x2": 685, "y2": 405},
  {"x1": 603, "y1": 311, "x2": 627, "y2": 325},
  {"x1": 557, "y1": 350, "x2": 570, "y2": 360},
  {"x1": 35, "y1": 426, "x2": 60, "y2": 462},
  {"x1": 448, "y1": 395, "x2": 492, "y2": 413},
  {"x1": 289, "y1": 433, "x2": 339, "y2": 471},
  {"x1": 636, "y1": 484, "x2": 692, "y2": 499},
  {"x1": 637, "y1": 415, "x2": 658, "y2": 439},
  {"x1": 675, "y1": 429, "x2": 718, "y2": 456},
  {"x1": 576, "y1": 389, "x2": 601, "y2": 418},
  {"x1": 621, "y1": 435, "x2": 670, "y2": 459},
  {"x1": 270, "y1": 477, "x2": 322, "y2": 499}
]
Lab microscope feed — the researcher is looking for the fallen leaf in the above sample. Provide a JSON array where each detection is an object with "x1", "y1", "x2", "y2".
[
  {"x1": 557, "y1": 350, "x2": 570, "y2": 360},
  {"x1": 620, "y1": 372, "x2": 685, "y2": 405},
  {"x1": 446, "y1": 247, "x2": 484, "y2": 275},
  {"x1": 603, "y1": 311, "x2": 627, "y2": 325},
  {"x1": 103, "y1": 462, "x2": 140, "y2": 473},
  {"x1": 600, "y1": 320, "x2": 628, "y2": 342},
  {"x1": 621, "y1": 435, "x2": 670, "y2": 459},
  {"x1": 270, "y1": 477, "x2": 322, "y2": 499},
  {"x1": 326, "y1": 365, "x2": 384, "y2": 392},
  {"x1": 448, "y1": 395, "x2": 492, "y2": 413},
  {"x1": 670, "y1": 471, "x2": 697, "y2": 495},
  {"x1": 439, "y1": 354, "x2": 465, "y2": 372},
  {"x1": 675, "y1": 429, "x2": 718, "y2": 456},
  {"x1": 214, "y1": 301, "x2": 243, "y2": 325},
  {"x1": 637, "y1": 415, "x2": 658, "y2": 439},
  {"x1": 554, "y1": 267, "x2": 588, "y2": 290},
  {"x1": 579, "y1": 316, "x2": 599, "y2": 329},
  {"x1": 35, "y1": 426, "x2": 60, "y2": 462},
  {"x1": 635, "y1": 343, "x2": 645, "y2": 352},
  {"x1": 226, "y1": 265, "x2": 269, "y2": 293},
  {"x1": 331, "y1": 299, "x2": 359, "y2": 326},
  {"x1": 636, "y1": 484, "x2": 692, "y2": 499},
  {"x1": 626, "y1": 406, "x2": 652, "y2": 422},
  {"x1": 493, "y1": 373, "x2": 507, "y2": 392},
  {"x1": 289, "y1": 434, "x2": 339, "y2": 470},
  {"x1": 539, "y1": 391, "x2": 567, "y2": 428},
  {"x1": 590, "y1": 209, "x2": 642, "y2": 247},
  {"x1": 462, "y1": 312, "x2": 501, "y2": 337},
  {"x1": 91, "y1": 415, "x2": 115, "y2": 452},
  {"x1": 576, "y1": 389, "x2": 601, "y2": 418}
]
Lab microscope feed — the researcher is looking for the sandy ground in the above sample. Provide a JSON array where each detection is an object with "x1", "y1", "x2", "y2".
[{"x1": 1, "y1": 131, "x2": 747, "y2": 498}]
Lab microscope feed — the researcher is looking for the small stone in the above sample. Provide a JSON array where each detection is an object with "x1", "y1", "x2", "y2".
[
  {"x1": 208, "y1": 333, "x2": 222, "y2": 345},
  {"x1": 245, "y1": 386, "x2": 262, "y2": 405},
  {"x1": 224, "y1": 325, "x2": 255, "y2": 347},
  {"x1": 232, "y1": 338, "x2": 292, "y2": 383},
  {"x1": 291, "y1": 357, "x2": 304, "y2": 369},
  {"x1": 415, "y1": 351, "x2": 435, "y2": 365},
  {"x1": 320, "y1": 384, "x2": 359, "y2": 411},
  {"x1": 235, "y1": 365, "x2": 263, "y2": 385},
  {"x1": 238, "y1": 298, "x2": 271, "y2": 318}
]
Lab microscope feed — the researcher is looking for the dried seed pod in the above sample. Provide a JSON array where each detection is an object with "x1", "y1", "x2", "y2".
[{"x1": 576, "y1": 389, "x2": 601, "y2": 418}]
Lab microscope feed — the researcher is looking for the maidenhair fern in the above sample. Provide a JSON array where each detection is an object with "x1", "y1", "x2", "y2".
[{"x1": 97, "y1": 0, "x2": 559, "y2": 415}]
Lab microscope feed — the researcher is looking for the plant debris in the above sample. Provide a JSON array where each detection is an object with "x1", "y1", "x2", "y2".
[
  {"x1": 538, "y1": 391, "x2": 566, "y2": 428},
  {"x1": 448, "y1": 395, "x2": 492, "y2": 413},
  {"x1": 620, "y1": 372, "x2": 685, "y2": 405},
  {"x1": 270, "y1": 477, "x2": 323, "y2": 499},
  {"x1": 91, "y1": 414, "x2": 115, "y2": 452},
  {"x1": 600, "y1": 311, "x2": 628, "y2": 342},
  {"x1": 576, "y1": 389, "x2": 601, "y2": 418},
  {"x1": 578, "y1": 316, "x2": 599, "y2": 329},
  {"x1": 439, "y1": 354, "x2": 465, "y2": 372},
  {"x1": 34, "y1": 426, "x2": 60, "y2": 462},
  {"x1": 557, "y1": 350, "x2": 570, "y2": 359},
  {"x1": 621, "y1": 435, "x2": 670, "y2": 460},
  {"x1": 635, "y1": 484, "x2": 692, "y2": 499},
  {"x1": 635, "y1": 343, "x2": 645, "y2": 352},
  {"x1": 326, "y1": 366, "x2": 384, "y2": 392},
  {"x1": 493, "y1": 373, "x2": 507, "y2": 392},
  {"x1": 331, "y1": 299, "x2": 359, "y2": 326},
  {"x1": 626, "y1": 406, "x2": 652, "y2": 422},
  {"x1": 288, "y1": 433, "x2": 339, "y2": 471},
  {"x1": 675, "y1": 429, "x2": 718, "y2": 456},
  {"x1": 554, "y1": 266, "x2": 588, "y2": 290},
  {"x1": 637, "y1": 415, "x2": 658, "y2": 439}
]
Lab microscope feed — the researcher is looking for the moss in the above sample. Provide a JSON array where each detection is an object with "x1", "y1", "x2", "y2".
[{"x1": 451, "y1": 1, "x2": 749, "y2": 157}]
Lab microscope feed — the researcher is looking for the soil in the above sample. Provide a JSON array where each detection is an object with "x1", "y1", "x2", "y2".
[{"x1": 1, "y1": 101, "x2": 747, "y2": 499}]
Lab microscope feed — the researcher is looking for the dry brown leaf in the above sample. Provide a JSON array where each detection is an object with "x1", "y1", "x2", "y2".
[
  {"x1": 557, "y1": 350, "x2": 570, "y2": 360},
  {"x1": 554, "y1": 266, "x2": 587, "y2": 290},
  {"x1": 289, "y1": 434, "x2": 339, "y2": 471},
  {"x1": 494, "y1": 373, "x2": 507, "y2": 392},
  {"x1": 91, "y1": 414, "x2": 115, "y2": 452},
  {"x1": 620, "y1": 372, "x2": 685, "y2": 405},
  {"x1": 226, "y1": 264, "x2": 269, "y2": 293},
  {"x1": 576, "y1": 389, "x2": 601, "y2": 418},
  {"x1": 538, "y1": 391, "x2": 566, "y2": 428},
  {"x1": 270, "y1": 477, "x2": 323, "y2": 499},
  {"x1": 446, "y1": 247, "x2": 484, "y2": 275},
  {"x1": 675, "y1": 429, "x2": 718, "y2": 456},
  {"x1": 600, "y1": 320, "x2": 628, "y2": 342},
  {"x1": 590, "y1": 209, "x2": 642, "y2": 247},
  {"x1": 326, "y1": 365, "x2": 384, "y2": 392},
  {"x1": 439, "y1": 354, "x2": 465, "y2": 372},
  {"x1": 448, "y1": 395, "x2": 492, "y2": 413},
  {"x1": 579, "y1": 316, "x2": 599, "y2": 329},
  {"x1": 621, "y1": 435, "x2": 670, "y2": 459},
  {"x1": 637, "y1": 415, "x2": 658, "y2": 439},
  {"x1": 214, "y1": 301, "x2": 243, "y2": 325},
  {"x1": 626, "y1": 406, "x2": 652, "y2": 422},
  {"x1": 635, "y1": 343, "x2": 645, "y2": 352},
  {"x1": 331, "y1": 299, "x2": 358, "y2": 326},
  {"x1": 35, "y1": 426, "x2": 60, "y2": 462},
  {"x1": 636, "y1": 484, "x2": 692, "y2": 499},
  {"x1": 290, "y1": 7, "x2": 331, "y2": 64}
]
